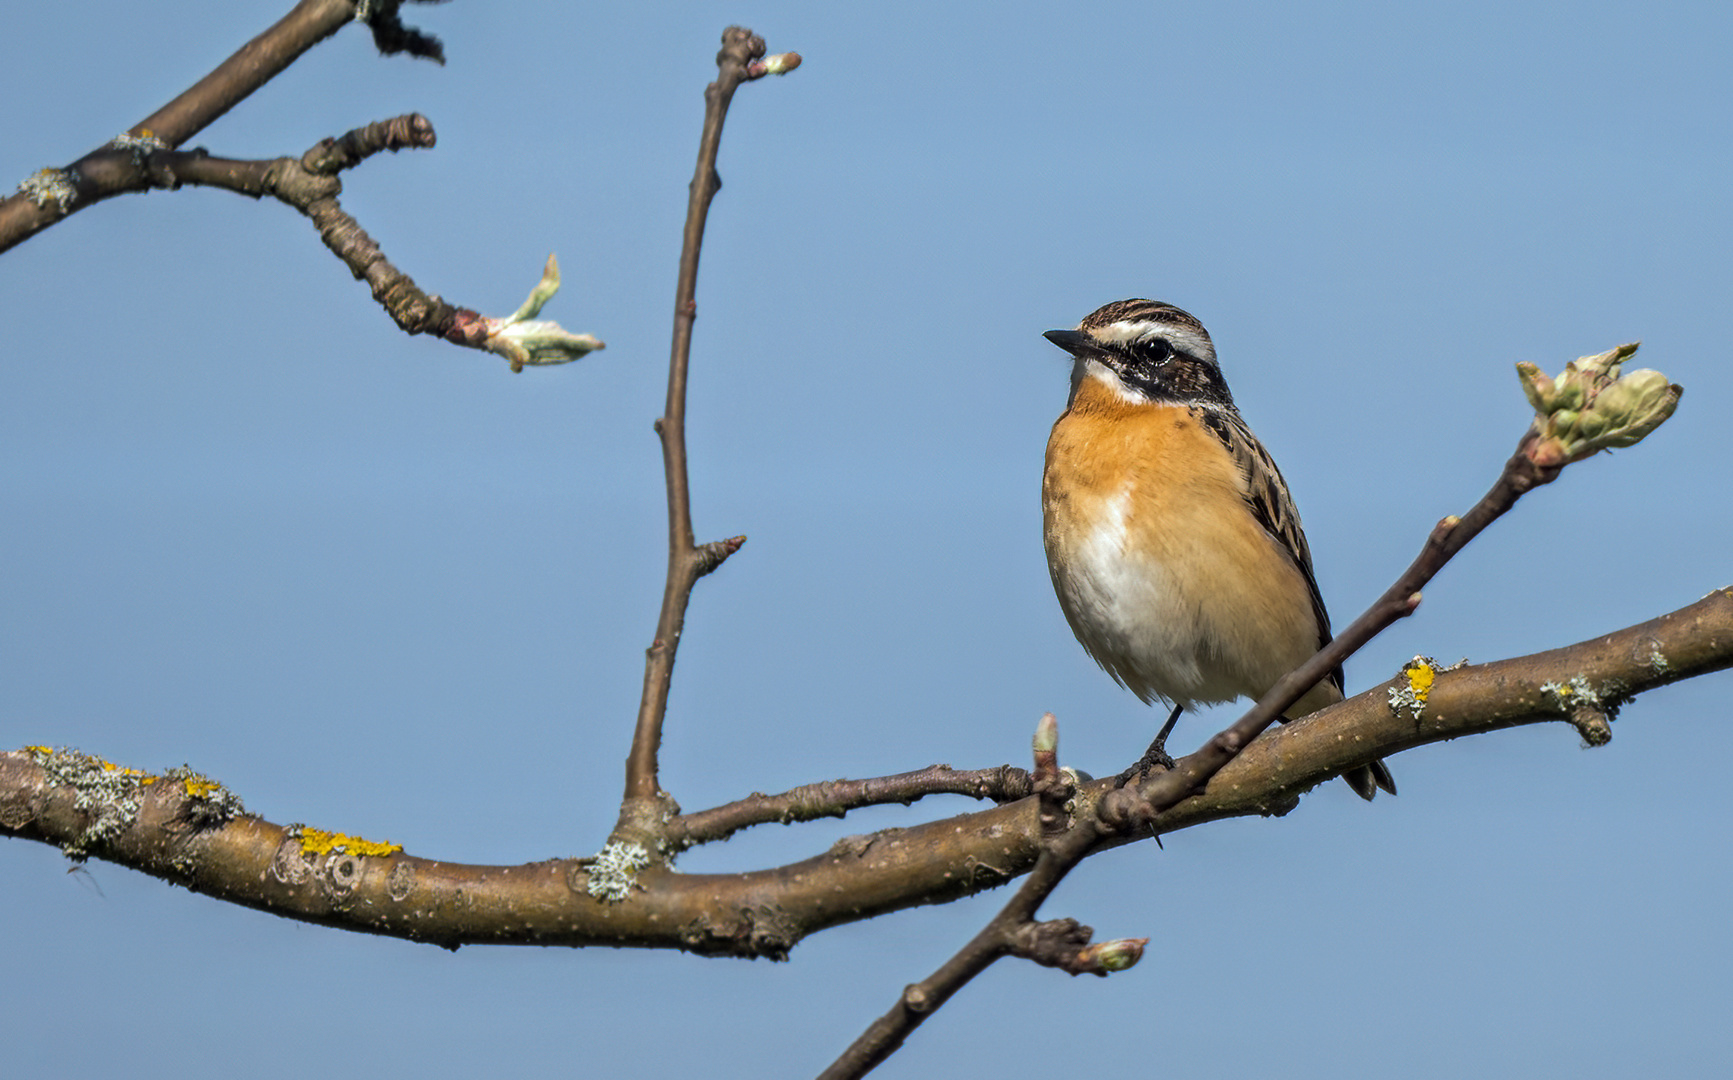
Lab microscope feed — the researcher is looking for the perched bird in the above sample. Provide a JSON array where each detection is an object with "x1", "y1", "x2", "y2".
[{"x1": 1040, "y1": 299, "x2": 1394, "y2": 799}]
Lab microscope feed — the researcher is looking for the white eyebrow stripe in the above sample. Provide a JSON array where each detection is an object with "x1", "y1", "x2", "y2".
[{"x1": 1089, "y1": 320, "x2": 1215, "y2": 363}]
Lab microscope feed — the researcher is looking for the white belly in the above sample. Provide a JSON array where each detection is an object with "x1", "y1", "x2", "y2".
[
  {"x1": 1046, "y1": 483, "x2": 1325, "y2": 713},
  {"x1": 1048, "y1": 489, "x2": 1244, "y2": 709}
]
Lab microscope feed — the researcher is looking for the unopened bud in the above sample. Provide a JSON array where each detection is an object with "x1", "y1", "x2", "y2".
[
  {"x1": 758, "y1": 52, "x2": 801, "y2": 75},
  {"x1": 1587, "y1": 367, "x2": 1680, "y2": 449},
  {"x1": 1514, "y1": 362, "x2": 1556, "y2": 414},
  {"x1": 1084, "y1": 937, "x2": 1148, "y2": 972},
  {"x1": 1517, "y1": 343, "x2": 1679, "y2": 466},
  {"x1": 1032, "y1": 713, "x2": 1058, "y2": 754}
]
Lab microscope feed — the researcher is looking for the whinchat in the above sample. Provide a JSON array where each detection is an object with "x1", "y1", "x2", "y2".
[{"x1": 1041, "y1": 299, "x2": 1394, "y2": 799}]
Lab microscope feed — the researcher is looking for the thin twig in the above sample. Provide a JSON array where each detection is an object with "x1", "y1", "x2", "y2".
[
  {"x1": 1104, "y1": 448, "x2": 1556, "y2": 831},
  {"x1": 621, "y1": 27, "x2": 781, "y2": 816},
  {"x1": 90, "y1": 114, "x2": 597, "y2": 368},
  {"x1": 667, "y1": 764, "x2": 1032, "y2": 850}
]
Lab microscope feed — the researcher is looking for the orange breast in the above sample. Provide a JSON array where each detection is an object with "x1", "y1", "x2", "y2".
[{"x1": 1041, "y1": 376, "x2": 1333, "y2": 713}]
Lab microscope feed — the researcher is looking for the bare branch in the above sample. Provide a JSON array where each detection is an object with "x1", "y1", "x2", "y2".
[
  {"x1": 5, "y1": 590, "x2": 1729, "y2": 960},
  {"x1": 1, "y1": 0, "x2": 361, "y2": 252},
  {"x1": 71, "y1": 115, "x2": 599, "y2": 369},
  {"x1": 621, "y1": 27, "x2": 794, "y2": 817},
  {"x1": 818, "y1": 717, "x2": 1092, "y2": 1080},
  {"x1": 667, "y1": 764, "x2": 1032, "y2": 850}
]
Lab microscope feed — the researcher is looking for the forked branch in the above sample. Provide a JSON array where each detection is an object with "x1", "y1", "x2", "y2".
[
  {"x1": 0, "y1": 0, "x2": 448, "y2": 253},
  {"x1": 4, "y1": 3, "x2": 588, "y2": 369}
]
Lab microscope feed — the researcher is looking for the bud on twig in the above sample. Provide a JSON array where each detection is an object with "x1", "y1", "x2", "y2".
[
  {"x1": 479, "y1": 254, "x2": 605, "y2": 373},
  {"x1": 1515, "y1": 343, "x2": 1681, "y2": 468},
  {"x1": 747, "y1": 52, "x2": 802, "y2": 78},
  {"x1": 1078, "y1": 937, "x2": 1148, "y2": 973},
  {"x1": 1032, "y1": 713, "x2": 1058, "y2": 756}
]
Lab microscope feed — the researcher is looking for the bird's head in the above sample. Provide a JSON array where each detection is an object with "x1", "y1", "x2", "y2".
[{"x1": 1044, "y1": 299, "x2": 1231, "y2": 408}]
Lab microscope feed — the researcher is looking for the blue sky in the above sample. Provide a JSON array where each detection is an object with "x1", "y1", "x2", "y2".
[{"x1": 4, "y1": 2, "x2": 1730, "y2": 1077}]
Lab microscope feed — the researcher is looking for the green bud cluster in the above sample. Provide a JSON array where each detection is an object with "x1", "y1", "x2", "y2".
[{"x1": 1514, "y1": 343, "x2": 1680, "y2": 467}]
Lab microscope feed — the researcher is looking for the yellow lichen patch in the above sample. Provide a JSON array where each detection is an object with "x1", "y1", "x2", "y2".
[
  {"x1": 183, "y1": 777, "x2": 221, "y2": 798},
  {"x1": 297, "y1": 827, "x2": 402, "y2": 858},
  {"x1": 1404, "y1": 659, "x2": 1436, "y2": 703},
  {"x1": 1387, "y1": 655, "x2": 1440, "y2": 721},
  {"x1": 97, "y1": 758, "x2": 154, "y2": 779}
]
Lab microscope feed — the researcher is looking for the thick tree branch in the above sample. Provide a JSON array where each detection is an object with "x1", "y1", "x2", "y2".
[{"x1": 6, "y1": 589, "x2": 1726, "y2": 958}]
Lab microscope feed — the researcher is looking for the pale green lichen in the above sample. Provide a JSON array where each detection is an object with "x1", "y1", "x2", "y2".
[
  {"x1": 18, "y1": 167, "x2": 78, "y2": 212},
  {"x1": 30, "y1": 747, "x2": 154, "y2": 858},
  {"x1": 25, "y1": 748, "x2": 246, "y2": 858},
  {"x1": 160, "y1": 765, "x2": 246, "y2": 828},
  {"x1": 584, "y1": 840, "x2": 652, "y2": 903},
  {"x1": 107, "y1": 129, "x2": 167, "y2": 164},
  {"x1": 1540, "y1": 676, "x2": 1601, "y2": 710},
  {"x1": 1540, "y1": 676, "x2": 1617, "y2": 746}
]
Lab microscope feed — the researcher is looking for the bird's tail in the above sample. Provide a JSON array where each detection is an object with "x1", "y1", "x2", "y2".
[{"x1": 1342, "y1": 758, "x2": 1398, "y2": 801}]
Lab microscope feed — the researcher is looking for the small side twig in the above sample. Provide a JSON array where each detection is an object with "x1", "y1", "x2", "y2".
[
  {"x1": 667, "y1": 764, "x2": 1032, "y2": 850},
  {"x1": 72, "y1": 114, "x2": 601, "y2": 371},
  {"x1": 1030, "y1": 713, "x2": 1069, "y2": 840},
  {"x1": 820, "y1": 714, "x2": 1136, "y2": 1078}
]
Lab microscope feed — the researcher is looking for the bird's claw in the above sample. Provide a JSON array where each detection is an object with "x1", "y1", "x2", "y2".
[{"x1": 1114, "y1": 744, "x2": 1177, "y2": 788}]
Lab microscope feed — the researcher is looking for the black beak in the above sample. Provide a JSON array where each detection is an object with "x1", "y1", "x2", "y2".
[{"x1": 1043, "y1": 329, "x2": 1093, "y2": 357}]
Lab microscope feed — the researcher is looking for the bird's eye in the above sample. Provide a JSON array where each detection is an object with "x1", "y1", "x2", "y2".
[{"x1": 1135, "y1": 338, "x2": 1174, "y2": 365}]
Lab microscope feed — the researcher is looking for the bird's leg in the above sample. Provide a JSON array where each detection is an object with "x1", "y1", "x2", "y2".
[{"x1": 1116, "y1": 703, "x2": 1182, "y2": 786}]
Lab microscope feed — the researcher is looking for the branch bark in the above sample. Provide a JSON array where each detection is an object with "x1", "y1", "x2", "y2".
[
  {"x1": 6, "y1": 588, "x2": 1727, "y2": 958},
  {"x1": 56, "y1": 114, "x2": 598, "y2": 368},
  {"x1": 2, "y1": 5, "x2": 575, "y2": 368}
]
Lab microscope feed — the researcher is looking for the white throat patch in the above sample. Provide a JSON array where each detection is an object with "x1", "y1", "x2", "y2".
[{"x1": 1075, "y1": 358, "x2": 1149, "y2": 406}]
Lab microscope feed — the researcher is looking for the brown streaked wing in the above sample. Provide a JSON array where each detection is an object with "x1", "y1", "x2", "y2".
[{"x1": 1194, "y1": 406, "x2": 1344, "y2": 693}]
